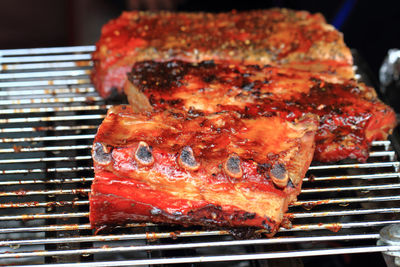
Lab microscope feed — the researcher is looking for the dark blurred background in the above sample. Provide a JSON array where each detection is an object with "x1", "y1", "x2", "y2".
[{"x1": 0, "y1": 0, "x2": 399, "y2": 80}]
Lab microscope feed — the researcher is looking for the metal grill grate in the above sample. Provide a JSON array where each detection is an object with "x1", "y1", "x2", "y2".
[{"x1": 1, "y1": 46, "x2": 400, "y2": 266}]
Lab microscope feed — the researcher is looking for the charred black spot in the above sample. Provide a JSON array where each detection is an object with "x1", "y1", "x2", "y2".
[
  {"x1": 309, "y1": 77, "x2": 322, "y2": 83},
  {"x1": 257, "y1": 163, "x2": 271, "y2": 175},
  {"x1": 135, "y1": 142, "x2": 154, "y2": 165},
  {"x1": 225, "y1": 154, "x2": 242, "y2": 177},
  {"x1": 180, "y1": 146, "x2": 199, "y2": 169},
  {"x1": 270, "y1": 163, "x2": 286, "y2": 180},
  {"x1": 166, "y1": 99, "x2": 183, "y2": 107},
  {"x1": 92, "y1": 142, "x2": 112, "y2": 165},
  {"x1": 203, "y1": 74, "x2": 217, "y2": 83},
  {"x1": 242, "y1": 82, "x2": 255, "y2": 91},
  {"x1": 128, "y1": 60, "x2": 190, "y2": 92},
  {"x1": 188, "y1": 107, "x2": 205, "y2": 117},
  {"x1": 249, "y1": 64, "x2": 261, "y2": 70},
  {"x1": 169, "y1": 111, "x2": 184, "y2": 119},
  {"x1": 243, "y1": 212, "x2": 256, "y2": 220},
  {"x1": 199, "y1": 60, "x2": 216, "y2": 67},
  {"x1": 262, "y1": 220, "x2": 272, "y2": 233}
]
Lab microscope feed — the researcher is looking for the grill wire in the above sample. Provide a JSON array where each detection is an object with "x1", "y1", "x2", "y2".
[{"x1": 0, "y1": 46, "x2": 400, "y2": 266}]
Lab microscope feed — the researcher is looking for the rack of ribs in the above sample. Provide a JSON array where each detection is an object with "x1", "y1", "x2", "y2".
[
  {"x1": 90, "y1": 8, "x2": 396, "y2": 233},
  {"x1": 90, "y1": 105, "x2": 318, "y2": 233},
  {"x1": 123, "y1": 60, "x2": 396, "y2": 163},
  {"x1": 91, "y1": 9, "x2": 354, "y2": 98}
]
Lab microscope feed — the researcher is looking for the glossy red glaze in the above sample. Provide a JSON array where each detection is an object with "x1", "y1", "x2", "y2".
[
  {"x1": 92, "y1": 9, "x2": 353, "y2": 98},
  {"x1": 90, "y1": 105, "x2": 318, "y2": 232},
  {"x1": 90, "y1": 171, "x2": 277, "y2": 231},
  {"x1": 125, "y1": 60, "x2": 396, "y2": 162}
]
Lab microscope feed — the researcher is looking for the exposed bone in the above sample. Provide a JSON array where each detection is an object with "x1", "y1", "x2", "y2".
[
  {"x1": 135, "y1": 141, "x2": 154, "y2": 166},
  {"x1": 92, "y1": 142, "x2": 113, "y2": 166},
  {"x1": 269, "y1": 163, "x2": 289, "y2": 188},
  {"x1": 224, "y1": 153, "x2": 242, "y2": 178},
  {"x1": 179, "y1": 146, "x2": 200, "y2": 171}
]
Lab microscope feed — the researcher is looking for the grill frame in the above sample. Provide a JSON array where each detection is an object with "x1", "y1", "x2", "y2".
[{"x1": 0, "y1": 45, "x2": 399, "y2": 266}]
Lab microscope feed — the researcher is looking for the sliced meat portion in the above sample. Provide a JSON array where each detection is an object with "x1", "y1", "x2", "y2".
[
  {"x1": 124, "y1": 60, "x2": 396, "y2": 162},
  {"x1": 90, "y1": 105, "x2": 318, "y2": 233},
  {"x1": 91, "y1": 9, "x2": 354, "y2": 98}
]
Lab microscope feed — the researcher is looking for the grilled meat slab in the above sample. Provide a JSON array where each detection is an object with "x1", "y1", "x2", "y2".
[
  {"x1": 91, "y1": 9, "x2": 354, "y2": 98},
  {"x1": 124, "y1": 60, "x2": 396, "y2": 162},
  {"x1": 90, "y1": 105, "x2": 318, "y2": 232}
]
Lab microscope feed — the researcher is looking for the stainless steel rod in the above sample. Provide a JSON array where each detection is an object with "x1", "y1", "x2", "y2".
[
  {"x1": 371, "y1": 140, "x2": 391, "y2": 146},
  {"x1": 303, "y1": 172, "x2": 400, "y2": 182},
  {"x1": 0, "y1": 188, "x2": 90, "y2": 197},
  {"x1": 0, "y1": 54, "x2": 92, "y2": 63},
  {"x1": 10, "y1": 245, "x2": 400, "y2": 267},
  {"x1": 0, "y1": 78, "x2": 91, "y2": 88},
  {"x1": 1, "y1": 166, "x2": 92, "y2": 175},
  {"x1": 0, "y1": 70, "x2": 90, "y2": 80},
  {"x1": 0, "y1": 45, "x2": 95, "y2": 56},
  {"x1": 285, "y1": 220, "x2": 400, "y2": 232},
  {"x1": 0, "y1": 224, "x2": 92, "y2": 233},
  {"x1": 301, "y1": 183, "x2": 400, "y2": 193},
  {"x1": 0, "y1": 155, "x2": 91, "y2": 164},
  {"x1": 0, "y1": 96, "x2": 102, "y2": 106},
  {"x1": 0, "y1": 177, "x2": 94, "y2": 186},
  {"x1": 0, "y1": 134, "x2": 95, "y2": 143},
  {"x1": 0, "y1": 212, "x2": 88, "y2": 221},
  {"x1": 0, "y1": 87, "x2": 95, "y2": 97},
  {"x1": 0, "y1": 145, "x2": 91, "y2": 153},
  {"x1": 290, "y1": 207, "x2": 400, "y2": 218},
  {"x1": 0, "y1": 233, "x2": 379, "y2": 247},
  {"x1": 1, "y1": 61, "x2": 92, "y2": 71},
  {"x1": 0, "y1": 234, "x2": 381, "y2": 259},
  {"x1": 0, "y1": 200, "x2": 89, "y2": 209},
  {"x1": 0, "y1": 114, "x2": 105, "y2": 124},
  {"x1": 0, "y1": 105, "x2": 107, "y2": 116},
  {"x1": 292, "y1": 195, "x2": 400, "y2": 206},
  {"x1": 308, "y1": 162, "x2": 400, "y2": 170}
]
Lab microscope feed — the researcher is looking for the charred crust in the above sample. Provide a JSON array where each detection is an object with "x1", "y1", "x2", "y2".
[
  {"x1": 129, "y1": 60, "x2": 190, "y2": 92},
  {"x1": 188, "y1": 107, "x2": 205, "y2": 117},
  {"x1": 199, "y1": 60, "x2": 216, "y2": 67},
  {"x1": 229, "y1": 228, "x2": 260, "y2": 239},
  {"x1": 202, "y1": 74, "x2": 217, "y2": 83},
  {"x1": 92, "y1": 142, "x2": 113, "y2": 166},
  {"x1": 135, "y1": 141, "x2": 154, "y2": 166},
  {"x1": 179, "y1": 146, "x2": 200, "y2": 171},
  {"x1": 261, "y1": 219, "x2": 273, "y2": 233},
  {"x1": 257, "y1": 163, "x2": 271, "y2": 175},
  {"x1": 224, "y1": 153, "x2": 243, "y2": 179},
  {"x1": 242, "y1": 82, "x2": 255, "y2": 91}
]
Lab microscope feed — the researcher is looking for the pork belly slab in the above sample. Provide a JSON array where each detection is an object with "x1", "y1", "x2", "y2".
[
  {"x1": 90, "y1": 105, "x2": 318, "y2": 232},
  {"x1": 91, "y1": 9, "x2": 354, "y2": 98},
  {"x1": 124, "y1": 60, "x2": 396, "y2": 163}
]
